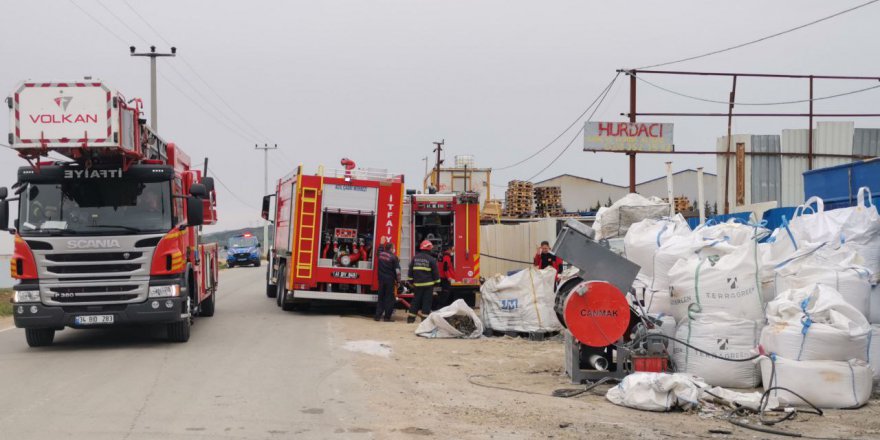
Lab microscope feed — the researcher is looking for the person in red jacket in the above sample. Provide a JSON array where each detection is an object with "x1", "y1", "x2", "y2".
[
  {"x1": 533, "y1": 240, "x2": 563, "y2": 274},
  {"x1": 435, "y1": 247, "x2": 455, "y2": 309}
]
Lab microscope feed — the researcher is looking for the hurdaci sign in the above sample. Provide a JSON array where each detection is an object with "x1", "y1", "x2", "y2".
[{"x1": 584, "y1": 121, "x2": 674, "y2": 153}]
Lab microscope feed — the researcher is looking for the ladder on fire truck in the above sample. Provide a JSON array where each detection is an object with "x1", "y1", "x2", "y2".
[{"x1": 293, "y1": 166, "x2": 324, "y2": 280}]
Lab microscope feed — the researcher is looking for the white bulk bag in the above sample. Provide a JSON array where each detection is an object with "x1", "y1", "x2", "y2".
[
  {"x1": 652, "y1": 235, "x2": 732, "y2": 293},
  {"x1": 758, "y1": 356, "x2": 873, "y2": 409},
  {"x1": 593, "y1": 193, "x2": 669, "y2": 240},
  {"x1": 415, "y1": 299, "x2": 484, "y2": 339},
  {"x1": 774, "y1": 244, "x2": 872, "y2": 316},
  {"x1": 871, "y1": 284, "x2": 880, "y2": 324},
  {"x1": 624, "y1": 215, "x2": 690, "y2": 279},
  {"x1": 605, "y1": 372, "x2": 702, "y2": 412},
  {"x1": 761, "y1": 284, "x2": 871, "y2": 362},
  {"x1": 672, "y1": 312, "x2": 761, "y2": 388},
  {"x1": 697, "y1": 219, "x2": 768, "y2": 247},
  {"x1": 787, "y1": 196, "x2": 849, "y2": 244},
  {"x1": 669, "y1": 241, "x2": 764, "y2": 323},
  {"x1": 841, "y1": 188, "x2": 880, "y2": 283},
  {"x1": 643, "y1": 289, "x2": 672, "y2": 316},
  {"x1": 480, "y1": 267, "x2": 562, "y2": 333},
  {"x1": 868, "y1": 325, "x2": 880, "y2": 384}
]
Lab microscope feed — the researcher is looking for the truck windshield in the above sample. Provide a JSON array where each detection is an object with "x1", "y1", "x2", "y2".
[
  {"x1": 228, "y1": 236, "x2": 259, "y2": 248},
  {"x1": 18, "y1": 180, "x2": 173, "y2": 236}
]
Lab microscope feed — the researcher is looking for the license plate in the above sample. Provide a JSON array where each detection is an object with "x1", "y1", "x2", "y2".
[
  {"x1": 75, "y1": 315, "x2": 115, "y2": 325},
  {"x1": 331, "y1": 271, "x2": 359, "y2": 279}
]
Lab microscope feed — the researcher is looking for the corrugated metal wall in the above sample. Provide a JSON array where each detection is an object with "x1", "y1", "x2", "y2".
[
  {"x1": 780, "y1": 129, "x2": 809, "y2": 206},
  {"x1": 813, "y1": 121, "x2": 854, "y2": 170},
  {"x1": 479, "y1": 219, "x2": 557, "y2": 277},
  {"x1": 854, "y1": 128, "x2": 880, "y2": 157},
  {"x1": 750, "y1": 135, "x2": 782, "y2": 204}
]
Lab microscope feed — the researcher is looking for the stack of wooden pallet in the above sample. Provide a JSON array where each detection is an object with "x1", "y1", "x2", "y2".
[
  {"x1": 534, "y1": 186, "x2": 563, "y2": 217},
  {"x1": 481, "y1": 199, "x2": 503, "y2": 222},
  {"x1": 662, "y1": 196, "x2": 691, "y2": 213},
  {"x1": 503, "y1": 180, "x2": 534, "y2": 217}
]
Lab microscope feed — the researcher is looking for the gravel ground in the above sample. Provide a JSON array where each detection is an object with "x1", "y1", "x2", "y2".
[{"x1": 337, "y1": 312, "x2": 880, "y2": 440}]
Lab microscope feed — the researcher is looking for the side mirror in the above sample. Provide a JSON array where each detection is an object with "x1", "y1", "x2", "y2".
[
  {"x1": 186, "y1": 196, "x2": 204, "y2": 226},
  {"x1": 189, "y1": 183, "x2": 207, "y2": 199},
  {"x1": 201, "y1": 177, "x2": 215, "y2": 193},
  {"x1": 0, "y1": 199, "x2": 9, "y2": 231},
  {"x1": 0, "y1": 187, "x2": 7, "y2": 200},
  {"x1": 261, "y1": 195, "x2": 271, "y2": 221},
  {"x1": 256, "y1": 242, "x2": 262, "y2": 248}
]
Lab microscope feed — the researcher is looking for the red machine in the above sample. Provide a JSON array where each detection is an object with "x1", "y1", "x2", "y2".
[
  {"x1": 263, "y1": 159, "x2": 404, "y2": 310},
  {"x1": 399, "y1": 191, "x2": 481, "y2": 306},
  {"x1": 2, "y1": 80, "x2": 219, "y2": 346}
]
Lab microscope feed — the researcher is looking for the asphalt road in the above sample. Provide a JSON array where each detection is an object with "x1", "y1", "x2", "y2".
[{"x1": 0, "y1": 267, "x2": 372, "y2": 439}]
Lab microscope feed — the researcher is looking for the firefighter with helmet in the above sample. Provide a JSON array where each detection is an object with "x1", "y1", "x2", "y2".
[{"x1": 407, "y1": 240, "x2": 440, "y2": 323}]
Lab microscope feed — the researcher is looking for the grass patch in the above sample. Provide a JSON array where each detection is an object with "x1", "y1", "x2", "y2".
[{"x1": 0, "y1": 288, "x2": 12, "y2": 317}]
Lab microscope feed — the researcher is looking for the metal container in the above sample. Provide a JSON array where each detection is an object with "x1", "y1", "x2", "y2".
[{"x1": 803, "y1": 159, "x2": 880, "y2": 210}]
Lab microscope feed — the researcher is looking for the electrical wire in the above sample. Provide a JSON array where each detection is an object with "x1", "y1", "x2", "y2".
[
  {"x1": 67, "y1": 0, "x2": 129, "y2": 43},
  {"x1": 211, "y1": 170, "x2": 260, "y2": 210},
  {"x1": 121, "y1": 0, "x2": 276, "y2": 145},
  {"x1": 479, "y1": 253, "x2": 533, "y2": 265},
  {"x1": 494, "y1": 72, "x2": 620, "y2": 172},
  {"x1": 525, "y1": 74, "x2": 618, "y2": 182},
  {"x1": 632, "y1": 73, "x2": 880, "y2": 106},
  {"x1": 634, "y1": 0, "x2": 880, "y2": 70}
]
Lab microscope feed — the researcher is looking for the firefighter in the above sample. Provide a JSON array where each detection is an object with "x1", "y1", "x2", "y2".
[
  {"x1": 374, "y1": 242, "x2": 400, "y2": 322},
  {"x1": 435, "y1": 247, "x2": 455, "y2": 309},
  {"x1": 407, "y1": 240, "x2": 440, "y2": 323}
]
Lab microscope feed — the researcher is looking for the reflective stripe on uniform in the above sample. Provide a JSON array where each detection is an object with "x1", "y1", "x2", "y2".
[
  {"x1": 413, "y1": 267, "x2": 432, "y2": 271},
  {"x1": 413, "y1": 281, "x2": 435, "y2": 287}
]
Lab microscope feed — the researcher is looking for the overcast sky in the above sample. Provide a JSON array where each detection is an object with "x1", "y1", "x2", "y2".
[{"x1": 2, "y1": 0, "x2": 879, "y2": 254}]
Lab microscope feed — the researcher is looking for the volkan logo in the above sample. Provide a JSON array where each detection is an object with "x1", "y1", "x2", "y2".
[
  {"x1": 54, "y1": 96, "x2": 73, "y2": 111},
  {"x1": 727, "y1": 276, "x2": 738, "y2": 289}
]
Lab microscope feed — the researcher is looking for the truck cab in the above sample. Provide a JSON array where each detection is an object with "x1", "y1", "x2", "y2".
[{"x1": 2, "y1": 80, "x2": 219, "y2": 347}]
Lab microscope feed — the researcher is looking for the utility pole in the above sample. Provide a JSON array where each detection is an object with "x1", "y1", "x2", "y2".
[
  {"x1": 130, "y1": 45, "x2": 176, "y2": 131},
  {"x1": 255, "y1": 143, "x2": 278, "y2": 258},
  {"x1": 432, "y1": 139, "x2": 445, "y2": 190}
]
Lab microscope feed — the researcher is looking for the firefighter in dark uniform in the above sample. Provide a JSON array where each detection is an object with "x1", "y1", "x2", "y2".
[
  {"x1": 407, "y1": 240, "x2": 440, "y2": 323},
  {"x1": 375, "y1": 242, "x2": 400, "y2": 322},
  {"x1": 436, "y1": 247, "x2": 455, "y2": 309}
]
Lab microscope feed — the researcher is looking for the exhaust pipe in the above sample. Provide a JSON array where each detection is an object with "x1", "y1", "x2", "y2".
[{"x1": 588, "y1": 354, "x2": 608, "y2": 371}]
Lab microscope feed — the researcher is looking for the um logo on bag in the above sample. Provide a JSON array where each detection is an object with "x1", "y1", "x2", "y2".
[
  {"x1": 500, "y1": 299, "x2": 519, "y2": 311},
  {"x1": 717, "y1": 338, "x2": 729, "y2": 350},
  {"x1": 727, "y1": 277, "x2": 738, "y2": 289}
]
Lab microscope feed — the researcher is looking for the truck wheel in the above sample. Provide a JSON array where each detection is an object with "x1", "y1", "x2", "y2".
[
  {"x1": 276, "y1": 264, "x2": 287, "y2": 308},
  {"x1": 200, "y1": 292, "x2": 216, "y2": 317},
  {"x1": 167, "y1": 319, "x2": 191, "y2": 343},
  {"x1": 25, "y1": 328, "x2": 55, "y2": 347},
  {"x1": 228, "y1": 262, "x2": 234, "y2": 268},
  {"x1": 266, "y1": 282, "x2": 277, "y2": 298}
]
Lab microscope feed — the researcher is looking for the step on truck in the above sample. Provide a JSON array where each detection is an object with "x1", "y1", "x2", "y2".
[
  {"x1": 0, "y1": 80, "x2": 219, "y2": 346},
  {"x1": 262, "y1": 159, "x2": 404, "y2": 310}
]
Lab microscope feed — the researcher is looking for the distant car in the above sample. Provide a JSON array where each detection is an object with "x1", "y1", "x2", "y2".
[{"x1": 226, "y1": 233, "x2": 261, "y2": 267}]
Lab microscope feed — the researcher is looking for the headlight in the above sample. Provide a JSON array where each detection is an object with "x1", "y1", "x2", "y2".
[
  {"x1": 13, "y1": 290, "x2": 40, "y2": 303},
  {"x1": 148, "y1": 285, "x2": 180, "y2": 298}
]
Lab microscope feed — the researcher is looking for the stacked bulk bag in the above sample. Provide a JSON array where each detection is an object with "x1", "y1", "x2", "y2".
[
  {"x1": 773, "y1": 244, "x2": 872, "y2": 315},
  {"x1": 871, "y1": 285, "x2": 880, "y2": 324},
  {"x1": 788, "y1": 189, "x2": 880, "y2": 283},
  {"x1": 480, "y1": 267, "x2": 563, "y2": 333},
  {"x1": 671, "y1": 312, "x2": 761, "y2": 388},
  {"x1": 623, "y1": 215, "x2": 690, "y2": 279},
  {"x1": 593, "y1": 193, "x2": 669, "y2": 240},
  {"x1": 760, "y1": 284, "x2": 871, "y2": 362},
  {"x1": 668, "y1": 240, "x2": 764, "y2": 323},
  {"x1": 869, "y1": 325, "x2": 880, "y2": 386},
  {"x1": 758, "y1": 356, "x2": 873, "y2": 408}
]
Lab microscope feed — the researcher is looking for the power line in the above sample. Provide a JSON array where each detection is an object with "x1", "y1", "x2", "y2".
[
  {"x1": 121, "y1": 0, "x2": 274, "y2": 144},
  {"x1": 525, "y1": 75, "x2": 618, "y2": 182},
  {"x1": 633, "y1": 73, "x2": 880, "y2": 106},
  {"x1": 68, "y1": 0, "x2": 128, "y2": 43},
  {"x1": 495, "y1": 72, "x2": 620, "y2": 172},
  {"x1": 635, "y1": 0, "x2": 880, "y2": 70},
  {"x1": 212, "y1": 170, "x2": 260, "y2": 210},
  {"x1": 96, "y1": 0, "x2": 151, "y2": 44}
]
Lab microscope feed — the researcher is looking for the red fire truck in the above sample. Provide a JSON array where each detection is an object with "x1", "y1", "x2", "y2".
[
  {"x1": 1, "y1": 80, "x2": 219, "y2": 346},
  {"x1": 263, "y1": 160, "x2": 404, "y2": 309},
  {"x1": 399, "y1": 192, "x2": 481, "y2": 306}
]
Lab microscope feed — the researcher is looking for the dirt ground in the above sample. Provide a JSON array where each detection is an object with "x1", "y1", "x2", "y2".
[{"x1": 334, "y1": 312, "x2": 880, "y2": 440}]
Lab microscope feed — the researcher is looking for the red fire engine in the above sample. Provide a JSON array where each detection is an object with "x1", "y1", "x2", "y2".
[
  {"x1": 263, "y1": 159, "x2": 404, "y2": 309},
  {"x1": 2, "y1": 80, "x2": 219, "y2": 345},
  {"x1": 399, "y1": 191, "x2": 481, "y2": 306}
]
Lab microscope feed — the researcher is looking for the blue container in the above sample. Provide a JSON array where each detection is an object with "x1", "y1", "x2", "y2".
[
  {"x1": 803, "y1": 159, "x2": 880, "y2": 209},
  {"x1": 761, "y1": 207, "x2": 798, "y2": 233}
]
